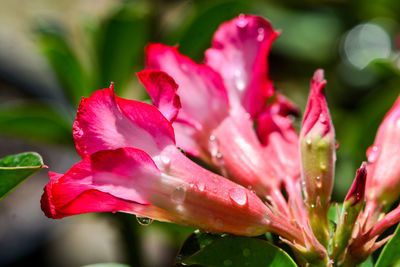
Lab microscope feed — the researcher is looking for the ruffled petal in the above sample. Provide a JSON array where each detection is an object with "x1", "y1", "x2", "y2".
[
  {"x1": 145, "y1": 44, "x2": 229, "y2": 130},
  {"x1": 41, "y1": 148, "x2": 162, "y2": 219},
  {"x1": 137, "y1": 70, "x2": 181, "y2": 122},
  {"x1": 73, "y1": 85, "x2": 175, "y2": 158},
  {"x1": 205, "y1": 14, "x2": 279, "y2": 117}
]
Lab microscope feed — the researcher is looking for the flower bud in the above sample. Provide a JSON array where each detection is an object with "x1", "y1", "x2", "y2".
[
  {"x1": 366, "y1": 95, "x2": 400, "y2": 207},
  {"x1": 300, "y1": 69, "x2": 335, "y2": 245},
  {"x1": 329, "y1": 162, "x2": 367, "y2": 259}
]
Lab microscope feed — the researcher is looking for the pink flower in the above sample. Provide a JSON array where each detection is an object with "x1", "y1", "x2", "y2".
[
  {"x1": 365, "y1": 95, "x2": 400, "y2": 207},
  {"x1": 41, "y1": 84, "x2": 302, "y2": 240},
  {"x1": 144, "y1": 15, "x2": 299, "y2": 208}
]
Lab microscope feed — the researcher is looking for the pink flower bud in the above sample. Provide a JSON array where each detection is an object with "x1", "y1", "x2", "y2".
[
  {"x1": 299, "y1": 69, "x2": 335, "y2": 246},
  {"x1": 345, "y1": 162, "x2": 367, "y2": 206},
  {"x1": 300, "y1": 69, "x2": 335, "y2": 209},
  {"x1": 366, "y1": 95, "x2": 400, "y2": 207}
]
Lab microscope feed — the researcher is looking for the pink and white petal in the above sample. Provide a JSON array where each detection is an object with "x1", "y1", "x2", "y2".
[
  {"x1": 41, "y1": 147, "x2": 163, "y2": 218},
  {"x1": 137, "y1": 70, "x2": 181, "y2": 122},
  {"x1": 73, "y1": 87, "x2": 175, "y2": 158},
  {"x1": 205, "y1": 14, "x2": 279, "y2": 117},
  {"x1": 172, "y1": 120, "x2": 202, "y2": 157},
  {"x1": 257, "y1": 110, "x2": 300, "y2": 181},
  {"x1": 145, "y1": 44, "x2": 229, "y2": 130}
]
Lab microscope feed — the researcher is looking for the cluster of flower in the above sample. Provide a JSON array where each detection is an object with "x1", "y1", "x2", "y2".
[{"x1": 40, "y1": 14, "x2": 400, "y2": 266}]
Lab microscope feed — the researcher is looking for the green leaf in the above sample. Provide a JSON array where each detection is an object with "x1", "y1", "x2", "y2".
[
  {"x1": 35, "y1": 22, "x2": 90, "y2": 105},
  {"x1": 180, "y1": 235, "x2": 296, "y2": 267},
  {"x1": 81, "y1": 264, "x2": 130, "y2": 267},
  {"x1": 375, "y1": 223, "x2": 400, "y2": 267},
  {"x1": 0, "y1": 102, "x2": 73, "y2": 144},
  {"x1": 0, "y1": 152, "x2": 46, "y2": 200},
  {"x1": 357, "y1": 257, "x2": 374, "y2": 267},
  {"x1": 94, "y1": 2, "x2": 150, "y2": 93}
]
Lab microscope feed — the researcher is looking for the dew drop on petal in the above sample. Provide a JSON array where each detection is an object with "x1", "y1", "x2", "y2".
[
  {"x1": 181, "y1": 63, "x2": 188, "y2": 71},
  {"x1": 136, "y1": 216, "x2": 153, "y2": 226},
  {"x1": 320, "y1": 162, "x2": 327, "y2": 170},
  {"x1": 319, "y1": 113, "x2": 327, "y2": 124},
  {"x1": 229, "y1": 188, "x2": 248, "y2": 206},
  {"x1": 208, "y1": 135, "x2": 219, "y2": 157},
  {"x1": 367, "y1": 145, "x2": 379, "y2": 163},
  {"x1": 236, "y1": 14, "x2": 248, "y2": 29},
  {"x1": 306, "y1": 138, "x2": 312, "y2": 146},
  {"x1": 160, "y1": 155, "x2": 171, "y2": 169},
  {"x1": 196, "y1": 182, "x2": 205, "y2": 192},
  {"x1": 257, "y1": 27, "x2": 265, "y2": 42},
  {"x1": 171, "y1": 184, "x2": 187, "y2": 204},
  {"x1": 234, "y1": 70, "x2": 246, "y2": 91}
]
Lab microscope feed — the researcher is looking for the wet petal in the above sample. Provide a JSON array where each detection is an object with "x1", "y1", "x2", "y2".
[{"x1": 205, "y1": 14, "x2": 279, "y2": 117}]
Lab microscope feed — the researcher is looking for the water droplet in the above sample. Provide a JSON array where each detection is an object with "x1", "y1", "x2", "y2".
[
  {"x1": 306, "y1": 138, "x2": 312, "y2": 146},
  {"x1": 247, "y1": 185, "x2": 253, "y2": 190},
  {"x1": 315, "y1": 176, "x2": 321, "y2": 181},
  {"x1": 216, "y1": 153, "x2": 223, "y2": 159},
  {"x1": 181, "y1": 63, "x2": 188, "y2": 71},
  {"x1": 234, "y1": 70, "x2": 246, "y2": 91},
  {"x1": 196, "y1": 182, "x2": 205, "y2": 192},
  {"x1": 367, "y1": 145, "x2": 379, "y2": 163},
  {"x1": 208, "y1": 135, "x2": 219, "y2": 157},
  {"x1": 319, "y1": 113, "x2": 327, "y2": 123},
  {"x1": 229, "y1": 188, "x2": 248, "y2": 206},
  {"x1": 242, "y1": 248, "x2": 251, "y2": 257},
  {"x1": 310, "y1": 204, "x2": 315, "y2": 208},
  {"x1": 236, "y1": 14, "x2": 248, "y2": 28},
  {"x1": 257, "y1": 27, "x2": 265, "y2": 42},
  {"x1": 171, "y1": 184, "x2": 187, "y2": 204},
  {"x1": 320, "y1": 162, "x2": 327, "y2": 170},
  {"x1": 224, "y1": 259, "x2": 233, "y2": 266},
  {"x1": 136, "y1": 216, "x2": 153, "y2": 226},
  {"x1": 160, "y1": 155, "x2": 171, "y2": 169}
]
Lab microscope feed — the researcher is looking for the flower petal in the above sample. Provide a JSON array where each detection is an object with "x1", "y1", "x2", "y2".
[
  {"x1": 366, "y1": 94, "x2": 400, "y2": 206},
  {"x1": 205, "y1": 14, "x2": 279, "y2": 117},
  {"x1": 145, "y1": 43, "x2": 229, "y2": 130},
  {"x1": 41, "y1": 147, "x2": 162, "y2": 219},
  {"x1": 257, "y1": 109, "x2": 300, "y2": 181},
  {"x1": 42, "y1": 146, "x2": 277, "y2": 237},
  {"x1": 137, "y1": 70, "x2": 181, "y2": 122},
  {"x1": 301, "y1": 69, "x2": 330, "y2": 137},
  {"x1": 73, "y1": 85, "x2": 175, "y2": 157}
]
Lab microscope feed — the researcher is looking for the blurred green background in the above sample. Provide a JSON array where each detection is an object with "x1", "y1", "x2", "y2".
[{"x1": 0, "y1": 0, "x2": 399, "y2": 266}]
